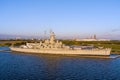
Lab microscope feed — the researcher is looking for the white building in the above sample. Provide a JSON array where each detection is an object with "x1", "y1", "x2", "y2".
[{"x1": 76, "y1": 35, "x2": 110, "y2": 41}]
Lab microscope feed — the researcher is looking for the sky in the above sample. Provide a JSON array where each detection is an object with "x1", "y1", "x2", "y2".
[{"x1": 0, "y1": 0, "x2": 120, "y2": 39}]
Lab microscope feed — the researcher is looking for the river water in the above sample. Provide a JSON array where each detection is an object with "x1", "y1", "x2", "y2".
[{"x1": 0, "y1": 47, "x2": 120, "y2": 80}]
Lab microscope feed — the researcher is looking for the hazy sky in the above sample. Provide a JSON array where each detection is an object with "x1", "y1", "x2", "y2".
[{"x1": 0, "y1": 0, "x2": 120, "y2": 39}]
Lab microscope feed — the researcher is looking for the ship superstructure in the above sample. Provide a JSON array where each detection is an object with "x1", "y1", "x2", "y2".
[{"x1": 10, "y1": 32, "x2": 111, "y2": 56}]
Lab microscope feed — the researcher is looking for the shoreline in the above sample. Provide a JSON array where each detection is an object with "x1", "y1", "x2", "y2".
[{"x1": 111, "y1": 52, "x2": 120, "y2": 54}]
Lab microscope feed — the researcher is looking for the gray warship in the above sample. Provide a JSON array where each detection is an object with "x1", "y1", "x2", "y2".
[{"x1": 10, "y1": 32, "x2": 111, "y2": 56}]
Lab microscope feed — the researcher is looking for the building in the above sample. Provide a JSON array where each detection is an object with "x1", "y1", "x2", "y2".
[{"x1": 75, "y1": 35, "x2": 110, "y2": 41}]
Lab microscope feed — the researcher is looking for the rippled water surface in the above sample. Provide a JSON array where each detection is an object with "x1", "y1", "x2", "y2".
[{"x1": 0, "y1": 47, "x2": 120, "y2": 80}]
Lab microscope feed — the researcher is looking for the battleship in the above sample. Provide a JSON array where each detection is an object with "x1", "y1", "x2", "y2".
[{"x1": 10, "y1": 32, "x2": 111, "y2": 56}]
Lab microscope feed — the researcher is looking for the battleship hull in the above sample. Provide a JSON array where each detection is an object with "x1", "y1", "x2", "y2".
[{"x1": 10, "y1": 47, "x2": 111, "y2": 56}]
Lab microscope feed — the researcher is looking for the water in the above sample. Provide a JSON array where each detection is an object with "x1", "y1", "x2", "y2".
[{"x1": 0, "y1": 47, "x2": 120, "y2": 80}]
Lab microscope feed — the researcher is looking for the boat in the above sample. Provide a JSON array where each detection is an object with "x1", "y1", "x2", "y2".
[{"x1": 10, "y1": 32, "x2": 111, "y2": 56}]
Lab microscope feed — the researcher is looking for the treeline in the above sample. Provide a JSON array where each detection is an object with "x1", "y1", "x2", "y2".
[
  {"x1": 0, "y1": 39, "x2": 43, "y2": 46},
  {"x1": 61, "y1": 40, "x2": 120, "y2": 45}
]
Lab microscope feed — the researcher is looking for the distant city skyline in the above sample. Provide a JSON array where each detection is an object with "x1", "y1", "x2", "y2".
[{"x1": 0, "y1": 0, "x2": 120, "y2": 40}]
